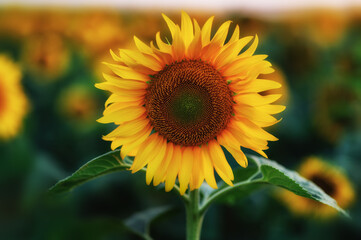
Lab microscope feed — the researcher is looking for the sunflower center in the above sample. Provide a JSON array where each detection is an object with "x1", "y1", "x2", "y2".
[
  {"x1": 310, "y1": 175, "x2": 336, "y2": 196},
  {"x1": 168, "y1": 85, "x2": 210, "y2": 126},
  {"x1": 146, "y1": 60, "x2": 233, "y2": 146}
]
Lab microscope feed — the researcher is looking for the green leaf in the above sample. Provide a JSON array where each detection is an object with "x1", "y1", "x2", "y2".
[
  {"x1": 201, "y1": 155, "x2": 348, "y2": 217},
  {"x1": 248, "y1": 155, "x2": 348, "y2": 216},
  {"x1": 48, "y1": 149, "x2": 129, "y2": 194},
  {"x1": 123, "y1": 205, "x2": 173, "y2": 240}
]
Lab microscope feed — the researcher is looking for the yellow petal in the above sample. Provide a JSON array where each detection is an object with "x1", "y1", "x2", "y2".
[
  {"x1": 256, "y1": 105, "x2": 286, "y2": 114},
  {"x1": 131, "y1": 133, "x2": 162, "y2": 172},
  {"x1": 228, "y1": 126, "x2": 269, "y2": 158},
  {"x1": 187, "y1": 19, "x2": 202, "y2": 59},
  {"x1": 110, "y1": 49, "x2": 122, "y2": 62},
  {"x1": 156, "y1": 31, "x2": 172, "y2": 53},
  {"x1": 231, "y1": 118, "x2": 278, "y2": 141},
  {"x1": 119, "y1": 49, "x2": 162, "y2": 72},
  {"x1": 95, "y1": 82, "x2": 146, "y2": 97},
  {"x1": 172, "y1": 27, "x2": 186, "y2": 61},
  {"x1": 217, "y1": 129, "x2": 241, "y2": 149},
  {"x1": 162, "y1": 13, "x2": 177, "y2": 38},
  {"x1": 165, "y1": 145, "x2": 182, "y2": 192},
  {"x1": 201, "y1": 16, "x2": 214, "y2": 46},
  {"x1": 228, "y1": 25, "x2": 240, "y2": 44},
  {"x1": 210, "y1": 20, "x2": 232, "y2": 47},
  {"x1": 239, "y1": 35, "x2": 259, "y2": 57},
  {"x1": 208, "y1": 140, "x2": 234, "y2": 185},
  {"x1": 120, "y1": 126, "x2": 152, "y2": 158},
  {"x1": 146, "y1": 138, "x2": 167, "y2": 185},
  {"x1": 104, "y1": 94, "x2": 144, "y2": 107},
  {"x1": 134, "y1": 36, "x2": 154, "y2": 55},
  {"x1": 234, "y1": 93, "x2": 281, "y2": 106},
  {"x1": 153, "y1": 142, "x2": 174, "y2": 186},
  {"x1": 214, "y1": 36, "x2": 253, "y2": 68},
  {"x1": 222, "y1": 144, "x2": 248, "y2": 168},
  {"x1": 230, "y1": 79, "x2": 281, "y2": 93},
  {"x1": 103, "y1": 73, "x2": 148, "y2": 89},
  {"x1": 234, "y1": 104, "x2": 278, "y2": 123},
  {"x1": 181, "y1": 11, "x2": 194, "y2": 48},
  {"x1": 178, "y1": 147, "x2": 194, "y2": 195},
  {"x1": 190, "y1": 146, "x2": 204, "y2": 190},
  {"x1": 103, "y1": 117, "x2": 149, "y2": 139},
  {"x1": 103, "y1": 62, "x2": 149, "y2": 81},
  {"x1": 109, "y1": 124, "x2": 151, "y2": 151},
  {"x1": 220, "y1": 55, "x2": 268, "y2": 77},
  {"x1": 97, "y1": 106, "x2": 145, "y2": 124},
  {"x1": 201, "y1": 144, "x2": 218, "y2": 189}
]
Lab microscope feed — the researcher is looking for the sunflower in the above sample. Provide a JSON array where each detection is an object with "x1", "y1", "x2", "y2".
[
  {"x1": 278, "y1": 157, "x2": 355, "y2": 218},
  {"x1": 314, "y1": 82, "x2": 360, "y2": 143},
  {"x1": 22, "y1": 33, "x2": 69, "y2": 81},
  {"x1": 0, "y1": 55, "x2": 28, "y2": 140},
  {"x1": 96, "y1": 12, "x2": 285, "y2": 194},
  {"x1": 58, "y1": 84, "x2": 99, "y2": 124}
]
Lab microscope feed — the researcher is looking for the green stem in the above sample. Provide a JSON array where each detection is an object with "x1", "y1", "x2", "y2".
[{"x1": 185, "y1": 189, "x2": 204, "y2": 240}]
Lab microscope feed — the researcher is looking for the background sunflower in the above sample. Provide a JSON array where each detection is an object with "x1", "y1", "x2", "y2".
[{"x1": 0, "y1": 1, "x2": 361, "y2": 239}]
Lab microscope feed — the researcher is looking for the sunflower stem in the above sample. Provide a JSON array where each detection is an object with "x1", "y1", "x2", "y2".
[{"x1": 185, "y1": 189, "x2": 204, "y2": 240}]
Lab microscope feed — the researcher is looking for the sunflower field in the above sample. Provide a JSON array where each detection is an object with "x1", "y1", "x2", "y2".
[{"x1": 0, "y1": 7, "x2": 361, "y2": 240}]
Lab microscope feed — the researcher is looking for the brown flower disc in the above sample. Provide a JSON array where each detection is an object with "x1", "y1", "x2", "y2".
[{"x1": 145, "y1": 60, "x2": 233, "y2": 146}]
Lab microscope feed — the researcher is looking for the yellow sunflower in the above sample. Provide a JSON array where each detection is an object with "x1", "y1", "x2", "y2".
[
  {"x1": 58, "y1": 84, "x2": 99, "y2": 124},
  {"x1": 278, "y1": 157, "x2": 355, "y2": 218},
  {"x1": 96, "y1": 12, "x2": 285, "y2": 194},
  {"x1": 0, "y1": 55, "x2": 29, "y2": 140},
  {"x1": 22, "y1": 33, "x2": 69, "y2": 81}
]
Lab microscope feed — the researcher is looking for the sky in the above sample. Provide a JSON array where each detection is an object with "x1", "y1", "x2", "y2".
[{"x1": 1, "y1": 0, "x2": 360, "y2": 14}]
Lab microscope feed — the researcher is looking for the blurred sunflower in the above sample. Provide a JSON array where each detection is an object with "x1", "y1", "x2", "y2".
[
  {"x1": 0, "y1": 9, "x2": 37, "y2": 37},
  {"x1": 58, "y1": 84, "x2": 99, "y2": 125},
  {"x1": 278, "y1": 157, "x2": 355, "y2": 218},
  {"x1": 314, "y1": 83, "x2": 361, "y2": 143},
  {"x1": 305, "y1": 10, "x2": 348, "y2": 47},
  {"x1": 70, "y1": 11, "x2": 126, "y2": 56},
  {"x1": 97, "y1": 12, "x2": 285, "y2": 194},
  {"x1": 0, "y1": 55, "x2": 28, "y2": 140},
  {"x1": 22, "y1": 33, "x2": 69, "y2": 81}
]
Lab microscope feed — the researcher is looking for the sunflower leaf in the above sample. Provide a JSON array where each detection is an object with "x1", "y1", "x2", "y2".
[
  {"x1": 123, "y1": 205, "x2": 173, "y2": 240},
  {"x1": 48, "y1": 149, "x2": 128, "y2": 194},
  {"x1": 248, "y1": 155, "x2": 349, "y2": 217}
]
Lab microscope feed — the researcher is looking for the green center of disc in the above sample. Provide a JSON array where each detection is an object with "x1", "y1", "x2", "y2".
[{"x1": 167, "y1": 86, "x2": 210, "y2": 126}]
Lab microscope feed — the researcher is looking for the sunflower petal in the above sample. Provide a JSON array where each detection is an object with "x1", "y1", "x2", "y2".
[
  {"x1": 201, "y1": 16, "x2": 214, "y2": 46},
  {"x1": 181, "y1": 11, "x2": 194, "y2": 48},
  {"x1": 201, "y1": 144, "x2": 218, "y2": 189},
  {"x1": 165, "y1": 145, "x2": 182, "y2": 192},
  {"x1": 131, "y1": 133, "x2": 162, "y2": 172},
  {"x1": 97, "y1": 106, "x2": 145, "y2": 124},
  {"x1": 153, "y1": 142, "x2": 174, "y2": 186},
  {"x1": 162, "y1": 13, "x2": 177, "y2": 39},
  {"x1": 239, "y1": 34, "x2": 259, "y2": 57},
  {"x1": 146, "y1": 138, "x2": 167, "y2": 185},
  {"x1": 134, "y1": 36, "x2": 154, "y2": 55},
  {"x1": 222, "y1": 145, "x2": 248, "y2": 168},
  {"x1": 208, "y1": 140, "x2": 234, "y2": 185},
  {"x1": 179, "y1": 147, "x2": 194, "y2": 195},
  {"x1": 234, "y1": 93, "x2": 282, "y2": 106}
]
